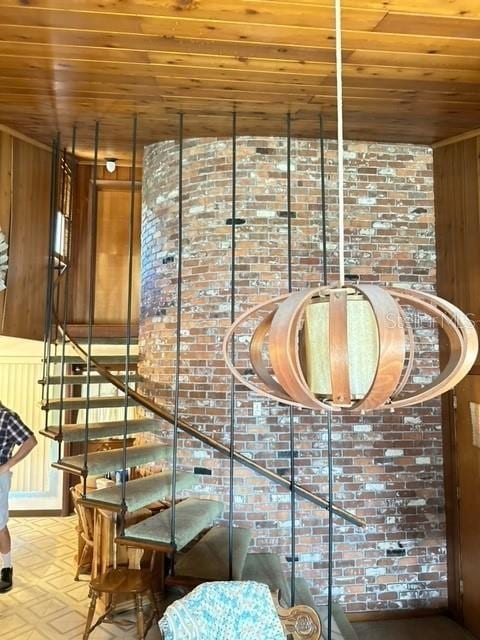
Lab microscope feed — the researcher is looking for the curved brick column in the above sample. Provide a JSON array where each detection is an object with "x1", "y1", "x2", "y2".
[{"x1": 140, "y1": 136, "x2": 445, "y2": 611}]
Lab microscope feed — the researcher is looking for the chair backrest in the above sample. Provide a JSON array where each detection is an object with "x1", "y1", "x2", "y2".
[
  {"x1": 70, "y1": 487, "x2": 95, "y2": 547},
  {"x1": 274, "y1": 592, "x2": 322, "y2": 640}
]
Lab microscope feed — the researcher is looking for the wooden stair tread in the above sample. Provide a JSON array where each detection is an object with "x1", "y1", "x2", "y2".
[
  {"x1": 74, "y1": 337, "x2": 139, "y2": 345},
  {"x1": 242, "y1": 552, "x2": 291, "y2": 604},
  {"x1": 53, "y1": 443, "x2": 171, "y2": 475},
  {"x1": 42, "y1": 396, "x2": 139, "y2": 411},
  {"x1": 121, "y1": 497, "x2": 223, "y2": 551},
  {"x1": 82, "y1": 471, "x2": 197, "y2": 512},
  {"x1": 41, "y1": 418, "x2": 161, "y2": 442},
  {"x1": 42, "y1": 374, "x2": 142, "y2": 385},
  {"x1": 48, "y1": 354, "x2": 139, "y2": 366},
  {"x1": 173, "y1": 525, "x2": 252, "y2": 581}
]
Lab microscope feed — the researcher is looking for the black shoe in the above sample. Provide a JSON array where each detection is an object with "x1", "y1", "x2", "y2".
[{"x1": 0, "y1": 567, "x2": 12, "y2": 593}]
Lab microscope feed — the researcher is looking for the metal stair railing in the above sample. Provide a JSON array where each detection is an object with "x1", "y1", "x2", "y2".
[{"x1": 53, "y1": 322, "x2": 365, "y2": 529}]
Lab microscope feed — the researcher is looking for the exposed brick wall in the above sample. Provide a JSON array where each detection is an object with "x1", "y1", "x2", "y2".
[{"x1": 140, "y1": 137, "x2": 446, "y2": 613}]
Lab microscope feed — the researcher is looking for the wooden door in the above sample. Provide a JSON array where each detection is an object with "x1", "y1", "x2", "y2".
[
  {"x1": 94, "y1": 188, "x2": 141, "y2": 324},
  {"x1": 455, "y1": 375, "x2": 480, "y2": 638}
]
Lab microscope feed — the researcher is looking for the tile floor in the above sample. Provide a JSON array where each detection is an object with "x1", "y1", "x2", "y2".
[
  {"x1": 0, "y1": 517, "x2": 162, "y2": 639},
  {"x1": 1, "y1": 516, "x2": 350, "y2": 640}
]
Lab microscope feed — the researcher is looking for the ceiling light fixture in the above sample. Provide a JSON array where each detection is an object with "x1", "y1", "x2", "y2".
[{"x1": 105, "y1": 157, "x2": 117, "y2": 173}]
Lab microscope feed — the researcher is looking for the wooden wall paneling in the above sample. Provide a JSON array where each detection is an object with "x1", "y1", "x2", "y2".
[
  {"x1": 0, "y1": 131, "x2": 12, "y2": 331},
  {"x1": 434, "y1": 136, "x2": 480, "y2": 630},
  {"x1": 434, "y1": 137, "x2": 480, "y2": 363},
  {"x1": 68, "y1": 165, "x2": 142, "y2": 329},
  {"x1": 68, "y1": 163, "x2": 92, "y2": 325},
  {"x1": 1, "y1": 138, "x2": 51, "y2": 341},
  {"x1": 94, "y1": 187, "x2": 141, "y2": 325},
  {"x1": 453, "y1": 376, "x2": 480, "y2": 639}
]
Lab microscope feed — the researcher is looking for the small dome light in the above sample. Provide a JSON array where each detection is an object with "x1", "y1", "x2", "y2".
[{"x1": 105, "y1": 158, "x2": 117, "y2": 173}]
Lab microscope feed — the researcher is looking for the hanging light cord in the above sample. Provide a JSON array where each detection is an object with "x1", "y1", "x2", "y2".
[{"x1": 335, "y1": 0, "x2": 345, "y2": 288}]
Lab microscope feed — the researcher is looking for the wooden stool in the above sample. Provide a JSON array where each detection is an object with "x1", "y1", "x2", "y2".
[{"x1": 83, "y1": 568, "x2": 160, "y2": 640}]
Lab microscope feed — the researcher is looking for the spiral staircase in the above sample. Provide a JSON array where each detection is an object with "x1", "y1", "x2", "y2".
[
  {"x1": 35, "y1": 136, "x2": 361, "y2": 638},
  {"x1": 37, "y1": 325, "x2": 359, "y2": 639}
]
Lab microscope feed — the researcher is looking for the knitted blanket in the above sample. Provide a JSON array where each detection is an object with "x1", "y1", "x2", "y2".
[{"x1": 159, "y1": 581, "x2": 286, "y2": 640}]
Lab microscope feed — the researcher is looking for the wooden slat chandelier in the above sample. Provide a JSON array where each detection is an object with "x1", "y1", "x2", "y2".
[{"x1": 223, "y1": 1, "x2": 478, "y2": 413}]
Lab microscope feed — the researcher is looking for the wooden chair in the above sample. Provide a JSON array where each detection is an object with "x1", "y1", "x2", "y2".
[
  {"x1": 83, "y1": 565, "x2": 160, "y2": 640},
  {"x1": 71, "y1": 487, "x2": 95, "y2": 580},
  {"x1": 274, "y1": 593, "x2": 322, "y2": 640}
]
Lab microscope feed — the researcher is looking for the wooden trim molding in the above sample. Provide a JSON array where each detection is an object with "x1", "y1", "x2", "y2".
[
  {"x1": 93, "y1": 179, "x2": 141, "y2": 190},
  {"x1": 0, "y1": 124, "x2": 51, "y2": 152},
  {"x1": 10, "y1": 509, "x2": 63, "y2": 517},
  {"x1": 66, "y1": 323, "x2": 139, "y2": 339},
  {"x1": 347, "y1": 607, "x2": 448, "y2": 623},
  {"x1": 432, "y1": 128, "x2": 480, "y2": 150}
]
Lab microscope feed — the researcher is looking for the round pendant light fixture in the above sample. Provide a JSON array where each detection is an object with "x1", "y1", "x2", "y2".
[
  {"x1": 222, "y1": 0, "x2": 478, "y2": 413},
  {"x1": 223, "y1": 284, "x2": 478, "y2": 413}
]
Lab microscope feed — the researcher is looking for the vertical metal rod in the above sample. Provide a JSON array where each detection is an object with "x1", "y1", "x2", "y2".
[
  {"x1": 57, "y1": 133, "x2": 76, "y2": 463},
  {"x1": 42, "y1": 134, "x2": 59, "y2": 389},
  {"x1": 43, "y1": 133, "x2": 60, "y2": 430},
  {"x1": 83, "y1": 121, "x2": 100, "y2": 497},
  {"x1": 287, "y1": 113, "x2": 296, "y2": 607},
  {"x1": 120, "y1": 114, "x2": 138, "y2": 534},
  {"x1": 170, "y1": 112, "x2": 184, "y2": 559},
  {"x1": 320, "y1": 113, "x2": 333, "y2": 640},
  {"x1": 335, "y1": 0, "x2": 345, "y2": 287},
  {"x1": 54, "y1": 147, "x2": 67, "y2": 345},
  {"x1": 228, "y1": 111, "x2": 237, "y2": 580},
  {"x1": 320, "y1": 115, "x2": 328, "y2": 288}
]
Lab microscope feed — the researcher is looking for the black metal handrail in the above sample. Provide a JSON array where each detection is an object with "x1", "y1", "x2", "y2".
[{"x1": 55, "y1": 323, "x2": 365, "y2": 528}]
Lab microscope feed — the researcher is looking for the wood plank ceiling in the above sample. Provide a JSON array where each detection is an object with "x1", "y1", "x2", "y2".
[{"x1": 0, "y1": 0, "x2": 479, "y2": 157}]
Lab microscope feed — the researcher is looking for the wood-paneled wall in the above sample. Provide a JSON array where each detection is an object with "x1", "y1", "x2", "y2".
[
  {"x1": 434, "y1": 134, "x2": 480, "y2": 638},
  {"x1": 68, "y1": 164, "x2": 141, "y2": 329},
  {"x1": 0, "y1": 128, "x2": 51, "y2": 341},
  {"x1": 434, "y1": 137, "x2": 480, "y2": 351}
]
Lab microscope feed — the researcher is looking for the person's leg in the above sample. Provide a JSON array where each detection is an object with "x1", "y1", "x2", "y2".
[
  {"x1": 0, "y1": 526, "x2": 11, "y2": 558},
  {"x1": 0, "y1": 472, "x2": 13, "y2": 592}
]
